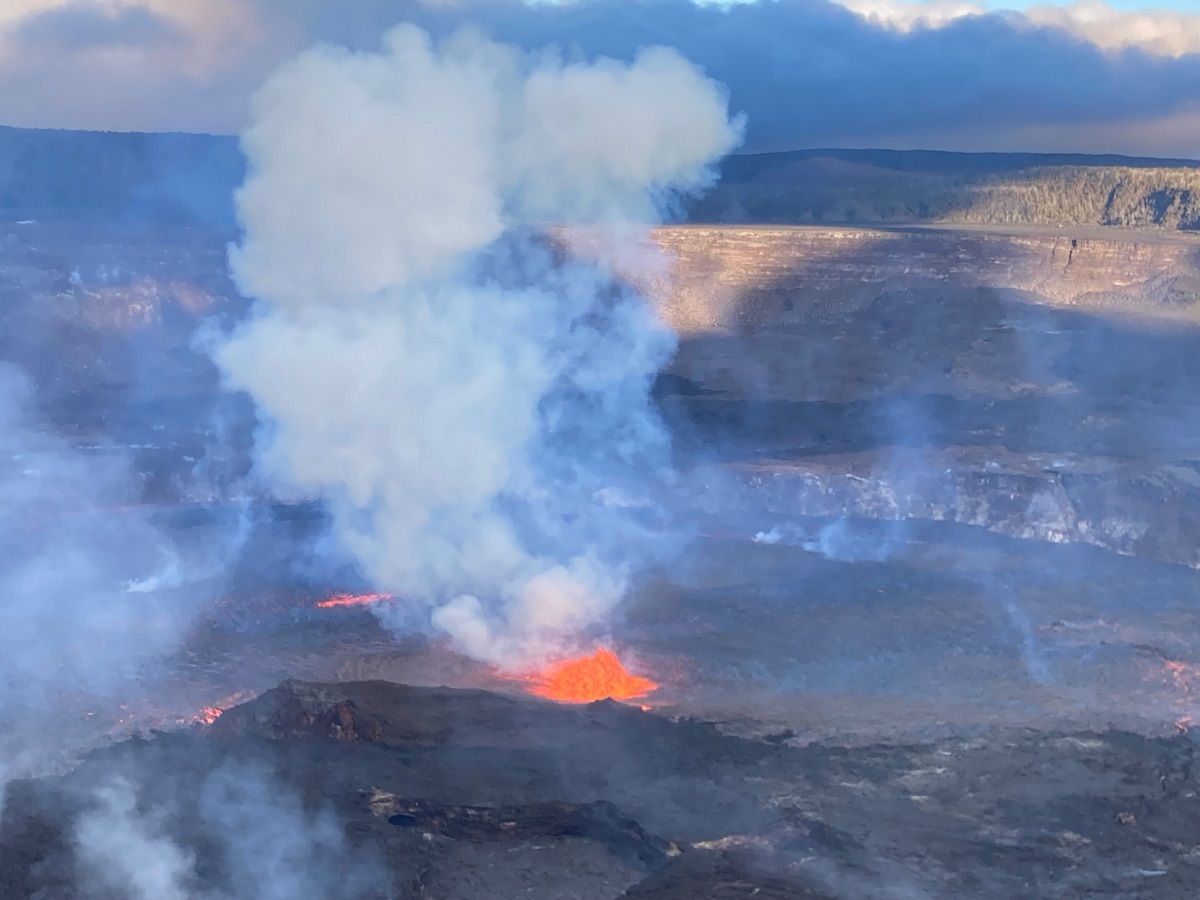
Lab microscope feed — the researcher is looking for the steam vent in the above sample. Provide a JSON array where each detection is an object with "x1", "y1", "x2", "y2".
[{"x1": 8, "y1": 8, "x2": 1200, "y2": 897}]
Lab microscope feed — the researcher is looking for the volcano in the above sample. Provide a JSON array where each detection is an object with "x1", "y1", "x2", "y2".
[{"x1": 9, "y1": 126, "x2": 1200, "y2": 900}]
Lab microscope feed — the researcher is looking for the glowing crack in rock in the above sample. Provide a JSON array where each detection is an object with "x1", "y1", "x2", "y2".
[{"x1": 315, "y1": 592, "x2": 395, "y2": 610}]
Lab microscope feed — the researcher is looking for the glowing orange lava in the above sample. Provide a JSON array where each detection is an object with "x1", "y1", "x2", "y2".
[
  {"x1": 196, "y1": 706, "x2": 225, "y2": 726},
  {"x1": 184, "y1": 690, "x2": 256, "y2": 727},
  {"x1": 529, "y1": 649, "x2": 658, "y2": 704},
  {"x1": 316, "y1": 592, "x2": 394, "y2": 609},
  {"x1": 1164, "y1": 659, "x2": 1200, "y2": 694}
]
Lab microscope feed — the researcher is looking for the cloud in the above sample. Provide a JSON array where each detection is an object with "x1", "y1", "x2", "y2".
[
  {"x1": 298, "y1": 0, "x2": 1198, "y2": 155},
  {"x1": 838, "y1": 0, "x2": 1200, "y2": 58},
  {"x1": 1022, "y1": 1, "x2": 1200, "y2": 58},
  {"x1": 837, "y1": 0, "x2": 988, "y2": 31},
  {"x1": 0, "y1": 0, "x2": 280, "y2": 132},
  {"x1": 1, "y1": 0, "x2": 1200, "y2": 155},
  {"x1": 12, "y1": 2, "x2": 186, "y2": 52}
]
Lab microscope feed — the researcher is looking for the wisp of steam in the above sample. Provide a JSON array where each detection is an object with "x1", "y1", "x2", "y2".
[
  {"x1": 0, "y1": 367, "x2": 182, "y2": 690},
  {"x1": 0, "y1": 360, "x2": 224, "y2": 780},
  {"x1": 216, "y1": 25, "x2": 743, "y2": 664},
  {"x1": 76, "y1": 763, "x2": 386, "y2": 900}
]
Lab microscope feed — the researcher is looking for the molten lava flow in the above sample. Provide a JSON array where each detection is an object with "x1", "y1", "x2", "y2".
[
  {"x1": 530, "y1": 649, "x2": 657, "y2": 704},
  {"x1": 316, "y1": 592, "x2": 394, "y2": 609},
  {"x1": 1164, "y1": 659, "x2": 1200, "y2": 694},
  {"x1": 196, "y1": 706, "x2": 225, "y2": 726},
  {"x1": 1142, "y1": 659, "x2": 1200, "y2": 732},
  {"x1": 184, "y1": 690, "x2": 257, "y2": 727}
]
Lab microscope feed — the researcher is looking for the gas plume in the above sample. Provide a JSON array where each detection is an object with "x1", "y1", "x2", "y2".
[
  {"x1": 75, "y1": 764, "x2": 386, "y2": 900},
  {"x1": 216, "y1": 25, "x2": 742, "y2": 664},
  {"x1": 0, "y1": 363, "x2": 193, "y2": 703}
]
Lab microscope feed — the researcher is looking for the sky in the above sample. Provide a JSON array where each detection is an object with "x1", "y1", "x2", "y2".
[
  {"x1": 1, "y1": 0, "x2": 1199, "y2": 157},
  {"x1": 993, "y1": 0, "x2": 1199, "y2": 7}
]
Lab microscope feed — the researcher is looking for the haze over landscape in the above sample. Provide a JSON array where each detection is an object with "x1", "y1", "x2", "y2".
[{"x1": 4, "y1": 1, "x2": 1200, "y2": 898}]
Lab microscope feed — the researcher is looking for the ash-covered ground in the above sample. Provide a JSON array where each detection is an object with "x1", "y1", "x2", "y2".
[
  {"x1": 5, "y1": 216, "x2": 1200, "y2": 897},
  {"x1": 7, "y1": 679, "x2": 1200, "y2": 899}
]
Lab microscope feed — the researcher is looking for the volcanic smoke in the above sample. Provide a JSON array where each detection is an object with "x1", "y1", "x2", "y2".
[{"x1": 216, "y1": 25, "x2": 742, "y2": 665}]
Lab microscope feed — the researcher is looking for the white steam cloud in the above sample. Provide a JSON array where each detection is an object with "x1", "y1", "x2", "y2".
[
  {"x1": 0, "y1": 363, "x2": 194, "y2": 702},
  {"x1": 77, "y1": 779, "x2": 196, "y2": 900},
  {"x1": 216, "y1": 25, "x2": 742, "y2": 664},
  {"x1": 75, "y1": 765, "x2": 386, "y2": 900}
]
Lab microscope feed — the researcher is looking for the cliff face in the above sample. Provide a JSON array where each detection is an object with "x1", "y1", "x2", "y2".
[
  {"x1": 571, "y1": 225, "x2": 1200, "y2": 336},
  {"x1": 563, "y1": 225, "x2": 1200, "y2": 569},
  {"x1": 5, "y1": 217, "x2": 1200, "y2": 567},
  {"x1": 689, "y1": 151, "x2": 1200, "y2": 232}
]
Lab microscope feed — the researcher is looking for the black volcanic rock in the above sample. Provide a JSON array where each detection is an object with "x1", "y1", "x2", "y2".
[{"x1": 4, "y1": 681, "x2": 1200, "y2": 898}]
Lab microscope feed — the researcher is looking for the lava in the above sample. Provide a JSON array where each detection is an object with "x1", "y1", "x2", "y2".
[
  {"x1": 316, "y1": 592, "x2": 394, "y2": 609},
  {"x1": 1143, "y1": 659, "x2": 1200, "y2": 731},
  {"x1": 529, "y1": 648, "x2": 658, "y2": 704},
  {"x1": 195, "y1": 706, "x2": 226, "y2": 726},
  {"x1": 1163, "y1": 659, "x2": 1200, "y2": 694},
  {"x1": 184, "y1": 690, "x2": 257, "y2": 727}
]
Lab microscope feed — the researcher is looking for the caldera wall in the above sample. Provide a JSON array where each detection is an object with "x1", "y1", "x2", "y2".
[
  {"x1": 561, "y1": 224, "x2": 1200, "y2": 569},
  {"x1": 564, "y1": 224, "x2": 1200, "y2": 335}
]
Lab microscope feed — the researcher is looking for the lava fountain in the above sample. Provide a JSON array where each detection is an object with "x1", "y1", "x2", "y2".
[
  {"x1": 529, "y1": 649, "x2": 658, "y2": 704},
  {"x1": 182, "y1": 690, "x2": 257, "y2": 727}
]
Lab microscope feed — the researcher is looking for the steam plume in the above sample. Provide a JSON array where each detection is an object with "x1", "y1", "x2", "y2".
[
  {"x1": 216, "y1": 25, "x2": 742, "y2": 663},
  {"x1": 76, "y1": 779, "x2": 195, "y2": 900},
  {"x1": 0, "y1": 364, "x2": 193, "y2": 701},
  {"x1": 75, "y1": 764, "x2": 386, "y2": 900}
]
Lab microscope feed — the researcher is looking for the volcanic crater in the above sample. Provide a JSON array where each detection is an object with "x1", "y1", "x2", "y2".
[{"x1": 5, "y1": 217, "x2": 1200, "y2": 897}]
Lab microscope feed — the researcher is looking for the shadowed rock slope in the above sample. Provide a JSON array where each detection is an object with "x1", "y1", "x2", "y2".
[{"x1": 4, "y1": 680, "x2": 1200, "y2": 898}]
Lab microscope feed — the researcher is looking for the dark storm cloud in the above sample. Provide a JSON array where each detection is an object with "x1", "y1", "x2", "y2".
[
  {"x1": 1, "y1": 0, "x2": 1199, "y2": 153},
  {"x1": 242, "y1": 0, "x2": 1200, "y2": 152},
  {"x1": 11, "y1": 2, "x2": 186, "y2": 52}
]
